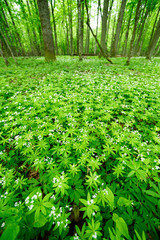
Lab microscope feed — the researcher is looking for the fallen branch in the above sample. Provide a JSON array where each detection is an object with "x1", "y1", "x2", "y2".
[{"x1": 85, "y1": 0, "x2": 113, "y2": 64}]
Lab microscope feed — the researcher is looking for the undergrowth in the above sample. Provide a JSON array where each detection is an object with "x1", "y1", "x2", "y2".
[{"x1": 0, "y1": 56, "x2": 160, "y2": 240}]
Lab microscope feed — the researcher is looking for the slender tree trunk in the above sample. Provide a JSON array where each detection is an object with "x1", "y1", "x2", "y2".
[
  {"x1": 122, "y1": 5, "x2": 133, "y2": 56},
  {"x1": 148, "y1": 8, "x2": 160, "y2": 50},
  {"x1": 133, "y1": 1, "x2": 148, "y2": 56},
  {"x1": 4, "y1": 0, "x2": 24, "y2": 54},
  {"x1": 0, "y1": 28, "x2": 17, "y2": 64},
  {"x1": 19, "y1": 0, "x2": 35, "y2": 55},
  {"x1": 126, "y1": 0, "x2": 142, "y2": 65},
  {"x1": 117, "y1": 18, "x2": 125, "y2": 55},
  {"x1": 110, "y1": 15, "x2": 116, "y2": 54},
  {"x1": 94, "y1": 0, "x2": 100, "y2": 54},
  {"x1": 111, "y1": 0, "x2": 127, "y2": 57},
  {"x1": 0, "y1": 8, "x2": 17, "y2": 56},
  {"x1": 85, "y1": 0, "x2": 112, "y2": 64},
  {"x1": 26, "y1": 0, "x2": 40, "y2": 55},
  {"x1": 146, "y1": 16, "x2": 160, "y2": 60},
  {"x1": 63, "y1": 0, "x2": 70, "y2": 55},
  {"x1": 37, "y1": 0, "x2": 56, "y2": 61},
  {"x1": 85, "y1": 1, "x2": 91, "y2": 54},
  {"x1": 32, "y1": 0, "x2": 43, "y2": 54},
  {"x1": 106, "y1": 0, "x2": 114, "y2": 49},
  {"x1": 153, "y1": 40, "x2": 160, "y2": 56},
  {"x1": 50, "y1": 0, "x2": 58, "y2": 55},
  {"x1": 67, "y1": 0, "x2": 73, "y2": 55},
  {"x1": 0, "y1": 38, "x2": 9, "y2": 66},
  {"x1": 77, "y1": 0, "x2": 83, "y2": 60},
  {"x1": 81, "y1": 1, "x2": 85, "y2": 53},
  {"x1": 101, "y1": 0, "x2": 109, "y2": 53}
]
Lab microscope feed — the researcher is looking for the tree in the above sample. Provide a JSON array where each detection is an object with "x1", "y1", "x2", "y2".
[
  {"x1": 111, "y1": 0, "x2": 127, "y2": 57},
  {"x1": 67, "y1": 0, "x2": 73, "y2": 55},
  {"x1": 101, "y1": 0, "x2": 109, "y2": 53},
  {"x1": 37, "y1": 0, "x2": 56, "y2": 61},
  {"x1": 126, "y1": 0, "x2": 142, "y2": 65},
  {"x1": 85, "y1": 0, "x2": 112, "y2": 64},
  {"x1": 50, "y1": 0, "x2": 58, "y2": 55},
  {"x1": 146, "y1": 11, "x2": 160, "y2": 59},
  {"x1": 77, "y1": 0, "x2": 83, "y2": 60}
]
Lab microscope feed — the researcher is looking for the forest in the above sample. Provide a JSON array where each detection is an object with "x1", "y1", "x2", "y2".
[{"x1": 0, "y1": 0, "x2": 160, "y2": 240}]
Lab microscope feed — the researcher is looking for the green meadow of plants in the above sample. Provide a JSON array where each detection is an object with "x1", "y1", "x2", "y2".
[{"x1": 0, "y1": 57, "x2": 160, "y2": 240}]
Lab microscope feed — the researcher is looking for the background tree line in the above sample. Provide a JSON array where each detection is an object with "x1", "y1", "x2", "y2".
[{"x1": 0, "y1": 0, "x2": 160, "y2": 64}]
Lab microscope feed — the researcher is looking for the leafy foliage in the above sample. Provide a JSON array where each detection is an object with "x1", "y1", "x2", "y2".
[{"x1": 0, "y1": 56, "x2": 160, "y2": 239}]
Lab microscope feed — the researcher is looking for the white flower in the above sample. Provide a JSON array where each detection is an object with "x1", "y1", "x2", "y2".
[
  {"x1": 92, "y1": 232, "x2": 97, "y2": 239},
  {"x1": 25, "y1": 196, "x2": 29, "y2": 204},
  {"x1": 28, "y1": 205, "x2": 34, "y2": 210},
  {"x1": 1, "y1": 222, "x2": 5, "y2": 228}
]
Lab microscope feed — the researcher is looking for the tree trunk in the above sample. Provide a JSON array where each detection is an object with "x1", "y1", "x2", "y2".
[
  {"x1": 153, "y1": 39, "x2": 160, "y2": 56},
  {"x1": 81, "y1": 1, "x2": 85, "y2": 53},
  {"x1": 37, "y1": 0, "x2": 56, "y2": 61},
  {"x1": 19, "y1": 0, "x2": 35, "y2": 55},
  {"x1": 0, "y1": 27, "x2": 17, "y2": 64},
  {"x1": 101, "y1": 0, "x2": 109, "y2": 53},
  {"x1": 110, "y1": 15, "x2": 116, "y2": 54},
  {"x1": 126, "y1": 0, "x2": 142, "y2": 65},
  {"x1": 50, "y1": 0, "x2": 58, "y2": 55},
  {"x1": 77, "y1": 0, "x2": 83, "y2": 60},
  {"x1": 106, "y1": 0, "x2": 114, "y2": 49},
  {"x1": 63, "y1": 0, "x2": 70, "y2": 55},
  {"x1": 26, "y1": 0, "x2": 40, "y2": 55},
  {"x1": 0, "y1": 38, "x2": 9, "y2": 66},
  {"x1": 122, "y1": 5, "x2": 133, "y2": 56},
  {"x1": 85, "y1": 1, "x2": 91, "y2": 54},
  {"x1": 4, "y1": 0, "x2": 24, "y2": 54},
  {"x1": 133, "y1": 1, "x2": 148, "y2": 56},
  {"x1": 148, "y1": 8, "x2": 160, "y2": 50},
  {"x1": 67, "y1": 0, "x2": 73, "y2": 55},
  {"x1": 111, "y1": 0, "x2": 127, "y2": 57},
  {"x1": 32, "y1": 0, "x2": 43, "y2": 54},
  {"x1": 94, "y1": 0, "x2": 100, "y2": 54},
  {"x1": 146, "y1": 16, "x2": 160, "y2": 60},
  {"x1": 85, "y1": 0, "x2": 112, "y2": 64}
]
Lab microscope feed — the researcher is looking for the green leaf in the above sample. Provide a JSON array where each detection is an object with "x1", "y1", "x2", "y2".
[
  {"x1": 117, "y1": 197, "x2": 132, "y2": 207},
  {"x1": 143, "y1": 190, "x2": 160, "y2": 198},
  {"x1": 34, "y1": 212, "x2": 47, "y2": 228},
  {"x1": 128, "y1": 170, "x2": 135, "y2": 177},
  {"x1": 112, "y1": 213, "x2": 130, "y2": 239},
  {"x1": 1, "y1": 224, "x2": 19, "y2": 240}
]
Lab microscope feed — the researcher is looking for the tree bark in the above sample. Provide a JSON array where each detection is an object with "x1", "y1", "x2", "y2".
[
  {"x1": 0, "y1": 27, "x2": 17, "y2": 64},
  {"x1": 85, "y1": 1, "x2": 91, "y2": 54},
  {"x1": 77, "y1": 0, "x2": 83, "y2": 60},
  {"x1": 4, "y1": 0, "x2": 24, "y2": 54},
  {"x1": 106, "y1": 0, "x2": 114, "y2": 49},
  {"x1": 126, "y1": 0, "x2": 142, "y2": 65},
  {"x1": 85, "y1": 0, "x2": 112, "y2": 64},
  {"x1": 122, "y1": 4, "x2": 133, "y2": 56},
  {"x1": 101, "y1": 0, "x2": 109, "y2": 53},
  {"x1": 50, "y1": 0, "x2": 58, "y2": 55},
  {"x1": 94, "y1": 0, "x2": 100, "y2": 54},
  {"x1": 0, "y1": 38, "x2": 9, "y2": 66},
  {"x1": 26, "y1": 0, "x2": 40, "y2": 55},
  {"x1": 37, "y1": 0, "x2": 56, "y2": 61},
  {"x1": 67, "y1": 0, "x2": 73, "y2": 55},
  {"x1": 146, "y1": 16, "x2": 160, "y2": 60},
  {"x1": 148, "y1": 8, "x2": 160, "y2": 50},
  {"x1": 111, "y1": 0, "x2": 127, "y2": 57}
]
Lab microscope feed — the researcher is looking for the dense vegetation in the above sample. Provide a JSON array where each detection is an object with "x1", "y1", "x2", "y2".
[
  {"x1": 0, "y1": 0, "x2": 160, "y2": 63},
  {"x1": 0, "y1": 56, "x2": 160, "y2": 239}
]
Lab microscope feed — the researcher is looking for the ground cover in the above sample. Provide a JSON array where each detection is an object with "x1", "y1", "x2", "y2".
[{"x1": 0, "y1": 56, "x2": 160, "y2": 240}]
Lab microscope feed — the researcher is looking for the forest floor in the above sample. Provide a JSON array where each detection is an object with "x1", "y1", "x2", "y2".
[{"x1": 0, "y1": 57, "x2": 160, "y2": 240}]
